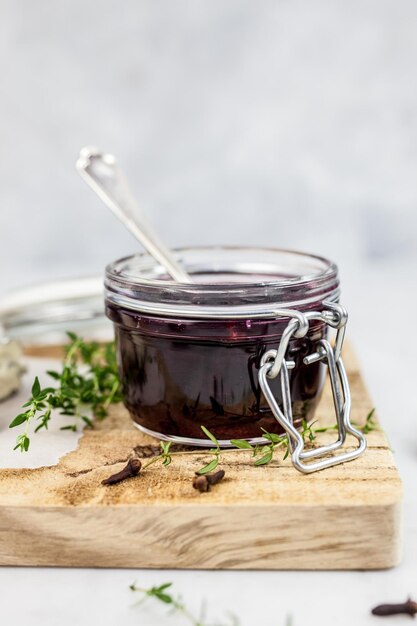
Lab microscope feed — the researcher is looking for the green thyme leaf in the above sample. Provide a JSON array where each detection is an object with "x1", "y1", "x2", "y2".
[
  {"x1": 46, "y1": 370, "x2": 60, "y2": 380},
  {"x1": 13, "y1": 433, "x2": 30, "y2": 452},
  {"x1": 160, "y1": 441, "x2": 172, "y2": 455},
  {"x1": 260, "y1": 429, "x2": 283, "y2": 443},
  {"x1": 9, "y1": 413, "x2": 29, "y2": 428},
  {"x1": 31, "y1": 377, "x2": 41, "y2": 398},
  {"x1": 155, "y1": 583, "x2": 173, "y2": 592},
  {"x1": 197, "y1": 457, "x2": 219, "y2": 475},
  {"x1": 314, "y1": 425, "x2": 338, "y2": 433},
  {"x1": 360, "y1": 408, "x2": 378, "y2": 434},
  {"x1": 152, "y1": 591, "x2": 172, "y2": 603},
  {"x1": 230, "y1": 439, "x2": 253, "y2": 449},
  {"x1": 200, "y1": 425, "x2": 220, "y2": 448},
  {"x1": 254, "y1": 450, "x2": 273, "y2": 466}
]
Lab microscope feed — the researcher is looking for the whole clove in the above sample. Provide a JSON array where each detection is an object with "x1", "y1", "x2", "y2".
[
  {"x1": 192, "y1": 469, "x2": 225, "y2": 493},
  {"x1": 102, "y1": 457, "x2": 142, "y2": 485},
  {"x1": 371, "y1": 598, "x2": 417, "y2": 617}
]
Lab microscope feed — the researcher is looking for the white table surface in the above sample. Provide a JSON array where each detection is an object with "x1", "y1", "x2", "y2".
[{"x1": 0, "y1": 263, "x2": 416, "y2": 626}]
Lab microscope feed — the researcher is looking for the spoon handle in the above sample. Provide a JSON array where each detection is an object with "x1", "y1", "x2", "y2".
[{"x1": 76, "y1": 147, "x2": 192, "y2": 283}]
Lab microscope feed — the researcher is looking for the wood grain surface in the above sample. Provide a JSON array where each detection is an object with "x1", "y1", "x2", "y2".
[{"x1": 0, "y1": 344, "x2": 403, "y2": 569}]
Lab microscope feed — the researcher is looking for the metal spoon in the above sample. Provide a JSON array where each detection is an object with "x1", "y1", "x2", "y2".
[{"x1": 76, "y1": 147, "x2": 192, "y2": 283}]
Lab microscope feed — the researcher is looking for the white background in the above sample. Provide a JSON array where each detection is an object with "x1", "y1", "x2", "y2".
[{"x1": 0, "y1": 1, "x2": 416, "y2": 624}]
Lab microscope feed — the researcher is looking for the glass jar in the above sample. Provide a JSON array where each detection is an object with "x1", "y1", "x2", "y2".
[{"x1": 105, "y1": 247, "x2": 341, "y2": 446}]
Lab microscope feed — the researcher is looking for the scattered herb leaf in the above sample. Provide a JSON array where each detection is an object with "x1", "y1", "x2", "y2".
[
  {"x1": 201, "y1": 425, "x2": 220, "y2": 449},
  {"x1": 130, "y1": 580, "x2": 239, "y2": 625},
  {"x1": 230, "y1": 439, "x2": 253, "y2": 449},
  {"x1": 197, "y1": 457, "x2": 219, "y2": 475}
]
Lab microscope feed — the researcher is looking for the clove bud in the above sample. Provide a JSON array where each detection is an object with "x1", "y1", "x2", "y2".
[
  {"x1": 192, "y1": 469, "x2": 225, "y2": 493},
  {"x1": 371, "y1": 598, "x2": 417, "y2": 617},
  {"x1": 102, "y1": 457, "x2": 142, "y2": 485}
]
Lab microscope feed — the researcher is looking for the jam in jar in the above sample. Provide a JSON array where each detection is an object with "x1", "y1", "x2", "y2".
[{"x1": 105, "y1": 247, "x2": 340, "y2": 445}]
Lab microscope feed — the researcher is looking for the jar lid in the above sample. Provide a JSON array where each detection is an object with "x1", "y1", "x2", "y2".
[
  {"x1": 0, "y1": 277, "x2": 111, "y2": 345},
  {"x1": 105, "y1": 247, "x2": 340, "y2": 319}
]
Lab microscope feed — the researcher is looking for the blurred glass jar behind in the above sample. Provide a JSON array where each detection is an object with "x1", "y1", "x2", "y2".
[{"x1": 0, "y1": 277, "x2": 111, "y2": 354}]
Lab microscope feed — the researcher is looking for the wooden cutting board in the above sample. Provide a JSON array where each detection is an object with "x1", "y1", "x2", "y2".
[{"x1": 0, "y1": 344, "x2": 402, "y2": 570}]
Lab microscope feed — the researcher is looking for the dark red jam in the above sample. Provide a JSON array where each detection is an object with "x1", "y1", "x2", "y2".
[{"x1": 106, "y1": 304, "x2": 327, "y2": 441}]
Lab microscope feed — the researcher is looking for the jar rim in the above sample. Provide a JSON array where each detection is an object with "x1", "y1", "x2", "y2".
[
  {"x1": 105, "y1": 246, "x2": 340, "y2": 318},
  {"x1": 107, "y1": 245, "x2": 336, "y2": 286}
]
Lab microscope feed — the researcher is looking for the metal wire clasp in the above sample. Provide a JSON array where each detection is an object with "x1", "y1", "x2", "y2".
[{"x1": 258, "y1": 301, "x2": 367, "y2": 473}]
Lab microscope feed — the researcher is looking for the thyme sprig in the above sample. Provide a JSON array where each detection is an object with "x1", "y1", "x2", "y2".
[
  {"x1": 130, "y1": 581, "x2": 239, "y2": 626},
  {"x1": 9, "y1": 333, "x2": 122, "y2": 452},
  {"x1": 130, "y1": 581, "x2": 295, "y2": 625},
  {"x1": 141, "y1": 410, "x2": 377, "y2": 475}
]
